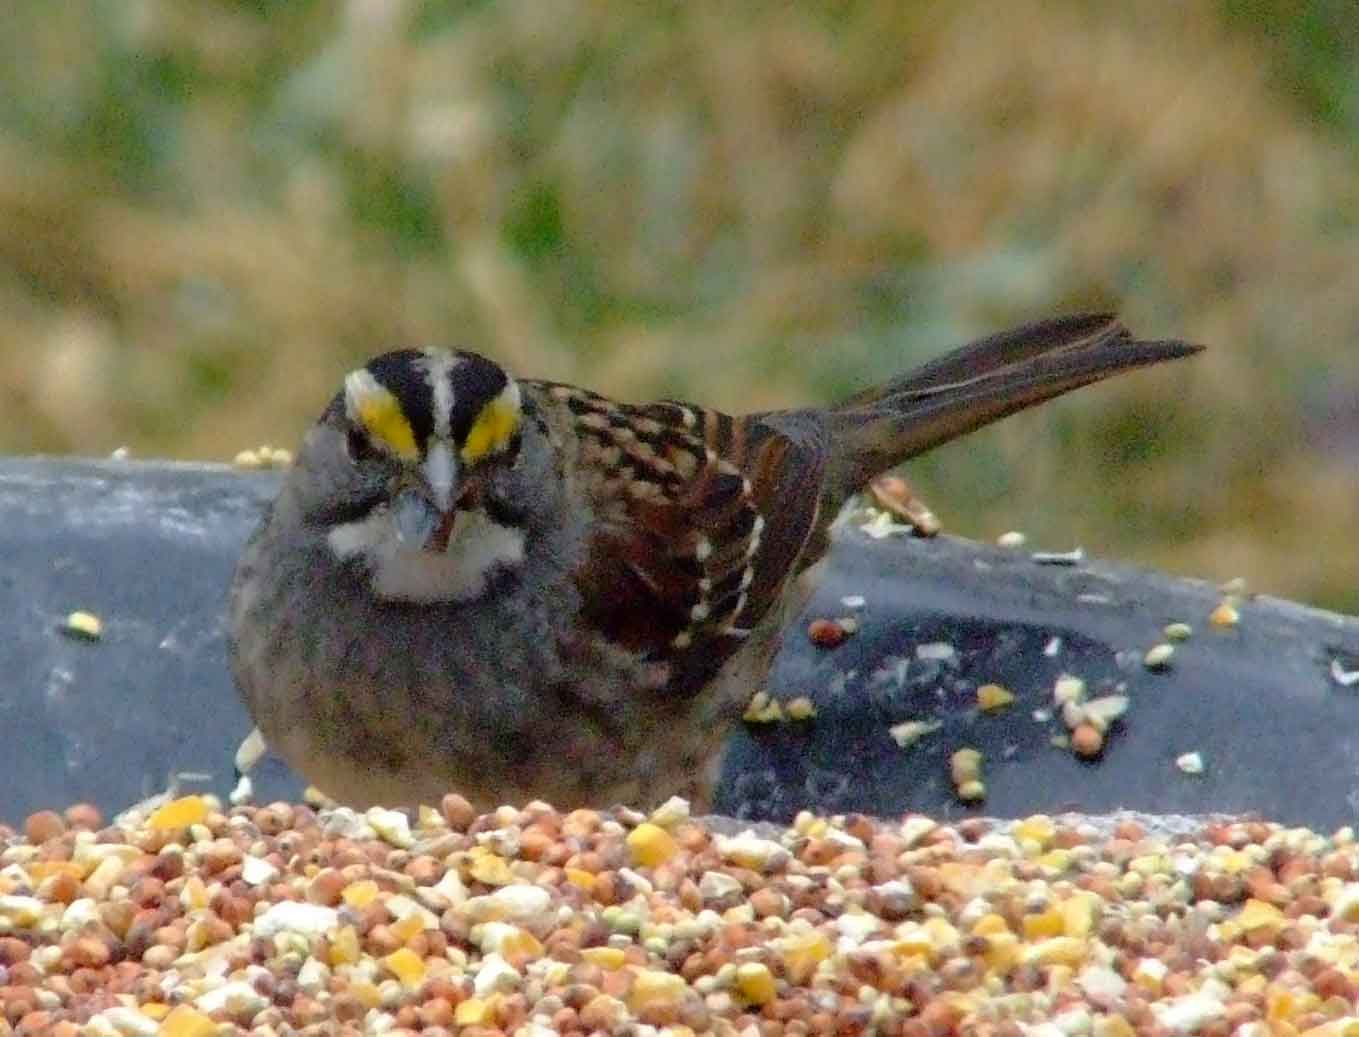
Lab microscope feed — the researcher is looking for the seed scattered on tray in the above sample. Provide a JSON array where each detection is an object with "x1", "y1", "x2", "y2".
[
  {"x1": 61, "y1": 610, "x2": 103, "y2": 641},
  {"x1": 975, "y1": 682, "x2": 1015, "y2": 712},
  {"x1": 914, "y1": 641, "x2": 955, "y2": 662},
  {"x1": 234, "y1": 445, "x2": 294, "y2": 469},
  {"x1": 867, "y1": 474, "x2": 941, "y2": 536},
  {"x1": 741, "y1": 691, "x2": 784, "y2": 724},
  {"x1": 783, "y1": 696, "x2": 817, "y2": 720},
  {"x1": 1164, "y1": 622, "x2": 1193, "y2": 641},
  {"x1": 1053, "y1": 674, "x2": 1086, "y2": 705},
  {"x1": 996, "y1": 530, "x2": 1027, "y2": 548},
  {"x1": 806, "y1": 618, "x2": 851, "y2": 648},
  {"x1": 1031, "y1": 546, "x2": 1085, "y2": 565},
  {"x1": 950, "y1": 747, "x2": 984, "y2": 802},
  {"x1": 1176, "y1": 750, "x2": 1206, "y2": 774},
  {"x1": 1209, "y1": 600, "x2": 1241, "y2": 628},
  {"x1": 1070, "y1": 722, "x2": 1104, "y2": 758},
  {"x1": 888, "y1": 718, "x2": 941, "y2": 748},
  {"x1": 857, "y1": 509, "x2": 915, "y2": 539},
  {"x1": 1332, "y1": 658, "x2": 1359, "y2": 688},
  {"x1": 1144, "y1": 643, "x2": 1175, "y2": 670}
]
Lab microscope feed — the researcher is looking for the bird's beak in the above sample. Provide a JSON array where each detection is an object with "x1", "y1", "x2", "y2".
[{"x1": 392, "y1": 441, "x2": 460, "y2": 552}]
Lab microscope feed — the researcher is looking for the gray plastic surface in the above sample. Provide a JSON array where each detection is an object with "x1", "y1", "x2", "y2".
[{"x1": 2, "y1": 457, "x2": 1357, "y2": 829}]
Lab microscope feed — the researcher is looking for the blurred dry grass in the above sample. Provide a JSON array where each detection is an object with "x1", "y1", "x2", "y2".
[{"x1": 0, "y1": 1, "x2": 1356, "y2": 611}]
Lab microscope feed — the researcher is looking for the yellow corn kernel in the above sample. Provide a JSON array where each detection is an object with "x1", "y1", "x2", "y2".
[
  {"x1": 627, "y1": 823, "x2": 679, "y2": 868},
  {"x1": 148, "y1": 796, "x2": 208, "y2": 830},
  {"x1": 581, "y1": 946, "x2": 626, "y2": 970},
  {"x1": 735, "y1": 962, "x2": 776, "y2": 1005},
  {"x1": 159, "y1": 1005, "x2": 218, "y2": 1037},
  {"x1": 342, "y1": 879, "x2": 380, "y2": 908},
  {"x1": 383, "y1": 946, "x2": 427, "y2": 987}
]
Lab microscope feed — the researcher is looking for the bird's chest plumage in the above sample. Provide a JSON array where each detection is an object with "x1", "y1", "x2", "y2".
[{"x1": 231, "y1": 529, "x2": 743, "y2": 809}]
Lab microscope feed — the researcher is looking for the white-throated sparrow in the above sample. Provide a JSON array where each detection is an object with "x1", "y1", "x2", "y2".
[{"x1": 228, "y1": 314, "x2": 1200, "y2": 811}]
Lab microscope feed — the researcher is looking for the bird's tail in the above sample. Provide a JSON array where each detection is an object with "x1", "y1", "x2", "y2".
[{"x1": 822, "y1": 312, "x2": 1203, "y2": 505}]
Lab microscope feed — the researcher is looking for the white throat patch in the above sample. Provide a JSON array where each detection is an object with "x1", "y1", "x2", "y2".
[{"x1": 328, "y1": 506, "x2": 525, "y2": 604}]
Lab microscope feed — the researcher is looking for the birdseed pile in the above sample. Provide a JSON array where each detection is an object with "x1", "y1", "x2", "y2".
[{"x1": 1, "y1": 796, "x2": 1358, "y2": 1036}]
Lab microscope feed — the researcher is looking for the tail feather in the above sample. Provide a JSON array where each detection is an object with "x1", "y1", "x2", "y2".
[{"x1": 824, "y1": 313, "x2": 1203, "y2": 503}]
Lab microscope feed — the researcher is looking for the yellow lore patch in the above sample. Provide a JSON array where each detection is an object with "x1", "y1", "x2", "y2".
[
  {"x1": 461, "y1": 390, "x2": 520, "y2": 463},
  {"x1": 345, "y1": 370, "x2": 420, "y2": 461}
]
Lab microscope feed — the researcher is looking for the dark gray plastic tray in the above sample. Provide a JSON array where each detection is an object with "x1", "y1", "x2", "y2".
[{"x1": 2, "y1": 457, "x2": 1356, "y2": 829}]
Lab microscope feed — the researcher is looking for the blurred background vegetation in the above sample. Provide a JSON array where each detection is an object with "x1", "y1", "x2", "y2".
[{"x1": 0, "y1": 1, "x2": 1356, "y2": 612}]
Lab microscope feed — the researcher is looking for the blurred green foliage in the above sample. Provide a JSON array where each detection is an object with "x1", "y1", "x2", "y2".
[{"x1": 0, "y1": 0, "x2": 1356, "y2": 612}]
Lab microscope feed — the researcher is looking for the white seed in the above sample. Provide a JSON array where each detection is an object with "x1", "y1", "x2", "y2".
[
  {"x1": 889, "y1": 719, "x2": 941, "y2": 749},
  {"x1": 915, "y1": 642, "x2": 956, "y2": 661},
  {"x1": 1176, "y1": 752, "x2": 1205, "y2": 775},
  {"x1": 234, "y1": 727, "x2": 267, "y2": 774},
  {"x1": 1164, "y1": 623, "x2": 1193, "y2": 642},
  {"x1": 1031, "y1": 547, "x2": 1085, "y2": 565},
  {"x1": 1144, "y1": 644, "x2": 1175, "y2": 670},
  {"x1": 1332, "y1": 658, "x2": 1359, "y2": 688},
  {"x1": 1053, "y1": 675, "x2": 1086, "y2": 705},
  {"x1": 996, "y1": 530, "x2": 1027, "y2": 548},
  {"x1": 785, "y1": 696, "x2": 817, "y2": 720},
  {"x1": 1083, "y1": 695, "x2": 1130, "y2": 732}
]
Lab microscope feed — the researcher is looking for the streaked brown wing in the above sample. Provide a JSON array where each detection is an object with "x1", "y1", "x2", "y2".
[{"x1": 530, "y1": 381, "x2": 828, "y2": 692}]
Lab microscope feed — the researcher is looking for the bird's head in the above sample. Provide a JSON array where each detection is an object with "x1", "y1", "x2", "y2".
[{"x1": 289, "y1": 348, "x2": 546, "y2": 603}]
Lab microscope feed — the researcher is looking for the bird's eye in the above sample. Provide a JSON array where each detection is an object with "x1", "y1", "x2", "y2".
[{"x1": 346, "y1": 427, "x2": 375, "y2": 463}]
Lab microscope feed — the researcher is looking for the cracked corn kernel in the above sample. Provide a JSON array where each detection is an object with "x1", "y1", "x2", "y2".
[
  {"x1": 1210, "y1": 601, "x2": 1241, "y2": 627},
  {"x1": 147, "y1": 795, "x2": 209, "y2": 830},
  {"x1": 627, "y1": 823, "x2": 679, "y2": 867},
  {"x1": 1012, "y1": 816, "x2": 1056, "y2": 849},
  {"x1": 950, "y1": 748, "x2": 982, "y2": 783},
  {"x1": 777, "y1": 931, "x2": 831, "y2": 984},
  {"x1": 1022, "y1": 908, "x2": 1065, "y2": 939},
  {"x1": 956, "y1": 780, "x2": 986, "y2": 802},
  {"x1": 1024, "y1": 936, "x2": 1088, "y2": 966},
  {"x1": 63, "y1": 610, "x2": 103, "y2": 640},
  {"x1": 565, "y1": 868, "x2": 596, "y2": 891},
  {"x1": 581, "y1": 946, "x2": 626, "y2": 970},
  {"x1": 976, "y1": 683, "x2": 1015, "y2": 711},
  {"x1": 736, "y1": 962, "x2": 776, "y2": 1005},
  {"x1": 785, "y1": 696, "x2": 817, "y2": 720},
  {"x1": 629, "y1": 969, "x2": 688, "y2": 1009},
  {"x1": 455, "y1": 997, "x2": 492, "y2": 1025},
  {"x1": 159, "y1": 1005, "x2": 218, "y2": 1037},
  {"x1": 342, "y1": 879, "x2": 380, "y2": 908},
  {"x1": 468, "y1": 851, "x2": 515, "y2": 885},
  {"x1": 390, "y1": 912, "x2": 425, "y2": 942},
  {"x1": 1062, "y1": 893, "x2": 1100, "y2": 937},
  {"x1": 383, "y1": 947, "x2": 426, "y2": 987},
  {"x1": 328, "y1": 924, "x2": 360, "y2": 965},
  {"x1": 1238, "y1": 898, "x2": 1285, "y2": 933}
]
